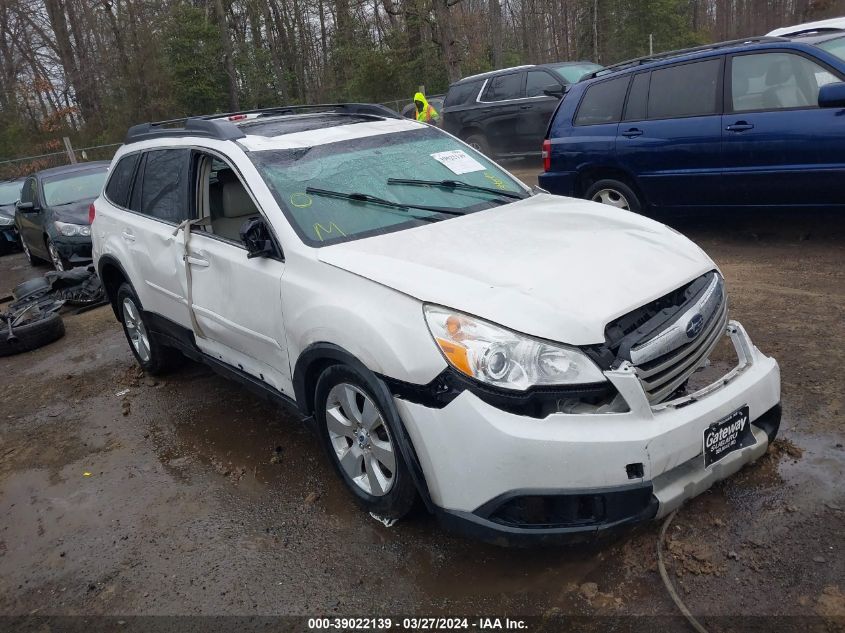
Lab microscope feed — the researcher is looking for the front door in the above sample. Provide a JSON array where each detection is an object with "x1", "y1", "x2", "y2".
[
  {"x1": 721, "y1": 50, "x2": 845, "y2": 207},
  {"x1": 519, "y1": 69, "x2": 565, "y2": 154},
  {"x1": 16, "y1": 177, "x2": 46, "y2": 258},
  {"x1": 479, "y1": 71, "x2": 526, "y2": 155},
  {"x1": 180, "y1": 154, "x2": 292, "y2": 396}
]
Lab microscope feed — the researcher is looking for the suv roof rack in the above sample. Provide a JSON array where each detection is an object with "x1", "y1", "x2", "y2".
[
  {"x1": 124, "y1": 103, "x2": 401, "y2": 144},
  {"x1": 583, "y1": 36, "x2": 789, "y2": 80}
]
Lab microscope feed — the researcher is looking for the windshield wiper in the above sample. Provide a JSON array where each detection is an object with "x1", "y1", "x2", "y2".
[
  {"x1": 386, "y1": 178, "x2": 529, "y2": 200},
  {"x1": 305, "y1": 187, "x2": 465, "y2": 216}
]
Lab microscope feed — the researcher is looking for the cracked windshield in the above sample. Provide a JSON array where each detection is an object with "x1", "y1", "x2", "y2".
[{"x1": 249, "y1": 127, "x2": 526, "y2": 245}]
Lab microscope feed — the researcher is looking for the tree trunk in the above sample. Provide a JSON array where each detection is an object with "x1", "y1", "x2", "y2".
[{"x1": 213, "y1": 0, "x2": 240, "y2": 110}]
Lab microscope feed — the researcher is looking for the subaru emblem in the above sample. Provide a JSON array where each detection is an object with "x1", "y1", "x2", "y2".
[{"x1": 686, "y1": 313, "x2": 704, "y2": 339}]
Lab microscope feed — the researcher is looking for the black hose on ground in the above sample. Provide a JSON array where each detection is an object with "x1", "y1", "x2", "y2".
[{"x1": 657, "y1": 508, "x2": 710, "y2": 633}]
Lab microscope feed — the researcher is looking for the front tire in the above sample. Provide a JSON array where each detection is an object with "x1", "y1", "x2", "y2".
[
  {"x1": 314, "y1": 364, "x2": 417, "y2": 520},
  {"x1": 116, "y1": 282, "x2": 181, "y2": 375},
  {"x1": 46, "y1": 238, "x2": 68, "y2": 271},
  {"x1": 585, "y1": 178, "x2": 643, "y2": 213},
  {"x1": 22, "y1": 239, "x2": 46, "y2": 267}
]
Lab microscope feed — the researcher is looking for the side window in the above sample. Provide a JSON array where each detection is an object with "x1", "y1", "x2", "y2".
[
  {"x1": 197, "y1": 154, "x2": 259, "y2": 244},
  {"x1": 526, "y1": 70, "x2": 558, "y2": 97},
  {"x1": 731, "y1": 52, "x2": 839, "y2": 112},
  {"x1": 104, "y1": 154, "x2": 140, "y2": 208},
  {"x1": 483, "y1": 72, "x2": 525, "y2": 101},
  {"x1": 132, "y1": 149, "x2": 191, "y2": 223},
  {"x1": 648, "y1": 59, "x2": 721, "y2": 119},
  {"x1": 574, "y1": 76, "x2": 630, "y2": 126},
  {"x1": 624, "y1": 72, "x2": 650, "y2": 121},
  {"x1": 19, "y1": 177, "x2": 37, "y2": 205},
  {"x1": 444, "y1": 80, "x2": 484, "y2": 106}
]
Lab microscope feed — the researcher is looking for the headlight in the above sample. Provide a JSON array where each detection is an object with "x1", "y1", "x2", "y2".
[
  {"x1": 0, "y1": 215, "x2": 13, "y2": 226},
  {"x1": 54, "y1": 220, "x2": 91, "y2": 237},
  {"x1": 423, "y1": 305, "x2": 606, "y2": 390}
]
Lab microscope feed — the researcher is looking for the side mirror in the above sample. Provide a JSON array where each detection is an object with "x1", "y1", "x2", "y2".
[
  {"x1": 16, "y1": 201, "x2": 34, "y2": 212},
  {"x1": 542, "y1": 84, "x2": 566, "y2": 99},
  {"x1": 239, "y1": 217, "x2": 275, "y2": 259},
  {"x1": 818, "y1": 82, "x2": 845, "y2": 108}
]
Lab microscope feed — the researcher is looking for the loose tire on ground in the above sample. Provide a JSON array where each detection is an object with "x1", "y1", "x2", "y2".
[
  {"x1": 0, "y1": 312, "x2": 65, "y2": 357},
  {"x1": 314, "y1": 364, "x2": 418, "y2": 521},
  {"x1": 585, "y1": 178, "x2": 643, "y2": 213},
  {"x1": 116, "y1": 282, "x2": 182, "y2": 375}
]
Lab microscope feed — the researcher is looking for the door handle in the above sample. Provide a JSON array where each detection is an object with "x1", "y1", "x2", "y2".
[
  {"x1": 186, "y1": 254, "x2": 209, "y2": 268},
  {"x1": 519, "y1": 104, "x2": 532, "y2": 110},
  {"x1": 621, "y1": 128, "x2": 643, "y2": 138},
  {"x1": 121, "y1": 229, "x2": 135, "y2": 242},
  {"x1": 725, "y1": 121, "x2": 754, "y2": 132}
]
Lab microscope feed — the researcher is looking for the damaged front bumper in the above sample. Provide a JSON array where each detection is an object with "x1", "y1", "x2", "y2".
[{"x1": 393, "y1": 320, "x2": 781, "y2": 546}]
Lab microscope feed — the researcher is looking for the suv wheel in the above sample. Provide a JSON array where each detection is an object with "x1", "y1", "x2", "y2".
[
  {"x1": 463, "y1": 133, "x2": 491, "y2": 156},
  {"x1": 585, "y1": 179, "x2": 643, "y2": 212},
  {"x1": 116, "y1": 282, "x2": 181, "y2": 375},
  {"x1": 314, "y1": 364, "x2": 417, "y2": 520}
]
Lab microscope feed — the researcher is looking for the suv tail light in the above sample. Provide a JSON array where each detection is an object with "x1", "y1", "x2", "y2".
[
  {"x1": 542, "y1": 139, "x2": 551, "y2": 172},
  {"x1": 88, "y1": 203, "x2": 96, "y2": 224}
]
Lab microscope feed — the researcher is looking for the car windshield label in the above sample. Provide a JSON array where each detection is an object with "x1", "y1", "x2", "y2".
[{"x1": 430, "y1": 150, "x2": 485, "y2": 175}]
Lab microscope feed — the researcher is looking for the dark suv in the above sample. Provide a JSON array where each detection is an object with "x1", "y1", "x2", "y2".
[
  {"x1": 538, "y1": 36, "x2": 845, "y2": 212},
  {"x1": 441, "y1": 62, "x2": 602, "y2": 157}
]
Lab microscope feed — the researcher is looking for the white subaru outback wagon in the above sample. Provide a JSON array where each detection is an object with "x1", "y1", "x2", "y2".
[{"x1": 92, "y1": 104, "x2": 781, "y2": 545}]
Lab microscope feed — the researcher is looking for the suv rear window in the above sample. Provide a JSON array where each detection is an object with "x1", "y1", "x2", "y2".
[
  {"x1": 574, "y1": 76, "x2": 629, "y2": 126},
  {"x1": 483, "y1": 73, "x2": 524, "y2": 101},
  {"x1": 130, "y1": 149, "x2": 191, "y2": 223},
  {"x1": 444, "y1": 80, "x2": 484, "y2": 107},
  {"x1": 647, "y1": 59, "x2": 721, "y2": 119},
  {"x1": 105, "y1": 154, "x2": 140, "y2": 208}
]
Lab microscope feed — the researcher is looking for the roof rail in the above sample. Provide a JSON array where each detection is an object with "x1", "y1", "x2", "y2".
[
  {"x1": 124, "y1": 103, "x2": 401, "y2": 145},
  {"x1": 124, "y1": 118, "x2": 245, "y2": 144},
  {"x1": 583, "y1": 36, "x2": 790, "y2": 80}
]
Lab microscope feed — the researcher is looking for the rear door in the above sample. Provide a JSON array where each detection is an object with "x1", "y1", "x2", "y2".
[
  {"x1": 721, "y1": 50, "x2": 845, "y2": 207},
  {"x1": 181, "y1": 153, "x2": 292, "y2": 396},
  {"x1": 520, "y1": 69, "x2": 566, "y2": 153},
  {"x1": 121, "y1": 148, "x2": 195, "y2": 327},
  {"x1": 478, "y1": 71, "x2": 527, "y2": 155},
  {"x1": 615, "y1": 57, "x2": 725, "y2": 208}
]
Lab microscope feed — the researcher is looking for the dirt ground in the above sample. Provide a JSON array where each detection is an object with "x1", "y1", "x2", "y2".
[{"x1": 0, "y1": 164, "x2": 843, "y2": 630}]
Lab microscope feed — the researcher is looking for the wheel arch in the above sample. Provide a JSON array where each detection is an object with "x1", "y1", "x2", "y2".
[
  {"x1": 97, "y1": 254, "x2": 131, "y2": 321},
  {"x1": 294, "y1": 341, "x2": 435, "y2": 511},
  {"x1": 576, "y1": 165, "x2": 646, "y2": 204}
]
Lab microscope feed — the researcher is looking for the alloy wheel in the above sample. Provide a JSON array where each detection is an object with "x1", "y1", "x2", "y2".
[
  {"x1": 591, "y1": 188, "x2": 630, "y2": 210},
  {"x1": 22, "y1": 241, "x2": 35, "y2": 265},
  {"x1": 47, "y1": 240, "x2": 65, "y2": 271},
  {"x1": 122, "y1": 297, "x2": 151, "y2": 363},
  {"x1": 325, "y1": 383, "x2": 396, "y2": 497}
]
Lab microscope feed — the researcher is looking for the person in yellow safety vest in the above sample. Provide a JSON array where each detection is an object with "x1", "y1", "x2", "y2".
[{"x1": 414, "y1": 92, "x2": 440, "y2": 125}]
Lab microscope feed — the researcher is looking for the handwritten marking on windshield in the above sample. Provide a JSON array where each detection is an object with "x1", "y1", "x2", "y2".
[
  {"x1": 290, "y1": 192, "x2": 313, "y2": 208},
  {"x1": 314, "y1": 222, "x2": 347, "y2": 241},
  {"x1": 484, "y1": 172, "x2": 507, "y2": 190}
]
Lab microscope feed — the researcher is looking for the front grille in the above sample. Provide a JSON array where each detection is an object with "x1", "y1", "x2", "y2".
[
  {"x1": 602, "y1": 271, "x2": 728, "y2": 404},
  {"x1": 635, "y1": 296, "x2": 728, "y2": 402}
]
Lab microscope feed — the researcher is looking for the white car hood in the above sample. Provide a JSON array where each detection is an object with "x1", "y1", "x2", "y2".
[{"x1": 317, "y1": 194, "x2": 715, "y2": 345}]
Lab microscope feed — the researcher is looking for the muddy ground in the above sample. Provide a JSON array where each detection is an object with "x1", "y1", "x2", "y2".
[{"x1": 0, "y1": 164, "x2": 843, "y2": 630}]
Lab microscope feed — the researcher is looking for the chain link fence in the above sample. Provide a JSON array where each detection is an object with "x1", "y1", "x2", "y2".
[{"x1": 0, "y1": 142, "x2": 122, "y2": 181}]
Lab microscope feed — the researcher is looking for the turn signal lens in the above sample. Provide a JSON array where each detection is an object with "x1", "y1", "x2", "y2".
[{"x1": 434, "y1": 337, "x2": 472, "y2": 376}]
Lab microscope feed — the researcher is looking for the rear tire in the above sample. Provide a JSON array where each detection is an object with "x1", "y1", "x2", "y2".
[
  {"x1": 116, "y1": 282, "x2": 182, "y2": 375},
  {"x1": 585, "y1": 178, "x2": 643, "y2": 213},
  {"x1": 463, "y1": 133, "x2": 491, "y2": 157},
  {"x1": 314, "y1": 364, "x2": 417, "y2": 521}
]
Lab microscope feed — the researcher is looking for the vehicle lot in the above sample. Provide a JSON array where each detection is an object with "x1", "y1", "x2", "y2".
[{"x1": 0, "y1": 165, "x2": 843, "y2": 620}]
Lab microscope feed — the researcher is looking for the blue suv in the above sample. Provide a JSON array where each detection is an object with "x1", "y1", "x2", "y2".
[{"x1": 538, "y1": 34, "x2": 845, "y2": 212}]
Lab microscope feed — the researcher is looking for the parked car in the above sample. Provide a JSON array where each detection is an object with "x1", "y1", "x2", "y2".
[
  {"x1": 93, "y1": 104, "x2": 780, "y2": 544},
  {"x1": 15, "y1": 162, "x2": 109, "y2": 270},
  {"x1": 0, "y1": 178, "x2": 24, "y2": 253},
  {"x1": 538, "y1": 36, "x2": 845, "y2": 212},
  {"x1": 767, "y1": 16, "x2": 845, "y2": 37},
  {"x1": 441, "y1": 61, "x2": 602, "y2": 157}
]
